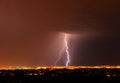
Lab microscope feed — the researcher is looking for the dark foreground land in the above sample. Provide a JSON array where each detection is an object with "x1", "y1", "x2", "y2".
[{"x1": 0, "y1": 68, "x2": 120, "y2": 82}]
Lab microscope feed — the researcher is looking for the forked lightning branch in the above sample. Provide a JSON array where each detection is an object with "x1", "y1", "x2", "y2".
[
  {"x1": 55, "y1": 34, "x2": 70, "y2": 66},
  {"x1": 64, "y1": 34, "x2": 70, "y2": 66}
]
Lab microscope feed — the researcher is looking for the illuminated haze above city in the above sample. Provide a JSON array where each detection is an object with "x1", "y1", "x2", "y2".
[{"x1": 0, "y1": 0, "x2": 120, "y2": 68}]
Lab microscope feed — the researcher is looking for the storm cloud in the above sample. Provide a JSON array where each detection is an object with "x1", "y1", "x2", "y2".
[{"x1": 0, "y1": 0, "x2": 120, "y2": 66}]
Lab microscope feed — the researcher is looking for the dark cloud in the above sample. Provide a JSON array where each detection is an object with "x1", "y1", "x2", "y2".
[
  {"x1": 52, "y1": 0, "x2": 120, "y2": 35},
  {"x1": 71, "y1": 35, "x2": 120, "y2": 65}
]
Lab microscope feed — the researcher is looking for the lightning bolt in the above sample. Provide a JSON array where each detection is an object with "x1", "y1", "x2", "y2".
[
  {"x1": 64, "y1": 34, "x2": 70, "y2": 66},
  {"x1": 55, "y1": 34, "x2": 70, "y2": 66}
]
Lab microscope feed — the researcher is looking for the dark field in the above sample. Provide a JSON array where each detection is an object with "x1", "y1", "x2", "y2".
[{"x1": 0, "y1": 67, "x2": 120, "y2": 82}]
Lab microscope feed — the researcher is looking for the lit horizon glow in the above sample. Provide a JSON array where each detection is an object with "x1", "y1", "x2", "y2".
[{"x1": 1, "y1": 65, "x2": 120, "y2": 70}]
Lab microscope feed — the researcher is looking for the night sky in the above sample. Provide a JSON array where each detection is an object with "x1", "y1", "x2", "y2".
[{"x1": 0, "y1": 0, "x2": 120, "y2": 67}]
